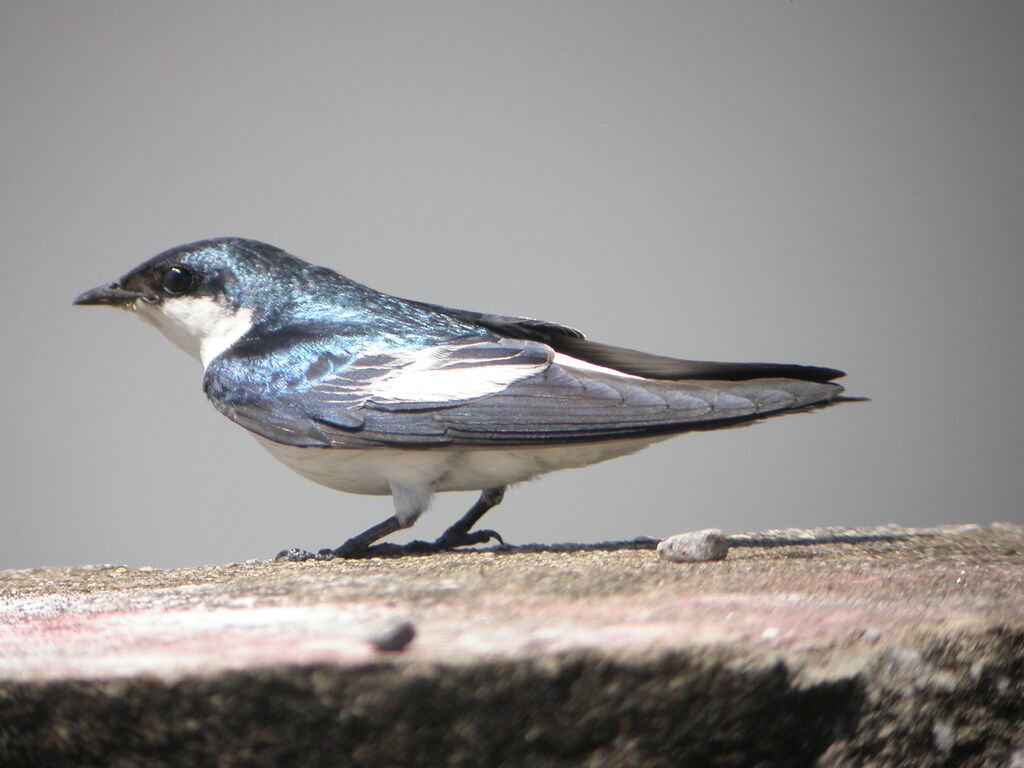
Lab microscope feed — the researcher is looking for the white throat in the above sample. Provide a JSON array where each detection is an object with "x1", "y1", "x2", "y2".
[{"x1": 136, "y1": 297, "x2": 255, "y2": 368}]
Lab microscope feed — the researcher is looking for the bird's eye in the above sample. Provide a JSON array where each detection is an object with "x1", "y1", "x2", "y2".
[{"x1": 161, "y1": 266, "x2": 194, "y2": 296}]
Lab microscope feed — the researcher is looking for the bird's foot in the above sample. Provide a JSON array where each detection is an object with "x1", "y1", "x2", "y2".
[
  {"x1": 324, "y1": 538, "x2": 384, "y2": 559},
  {"x1": 275, "y1": 528, "x2": 505, "y2": 561},
  {"x1": 433, "y1": 527, "x2": 504, "y2": 551},
  {"x1": 378, "y1": 529, "x2": 503, "y2": 555}
]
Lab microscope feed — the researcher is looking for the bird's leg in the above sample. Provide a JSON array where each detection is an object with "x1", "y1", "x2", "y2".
[
  {"x1": 326, "y1": 515, "x2": 407, "y2": 558},
  {"x1": 274, "y1": 486, "x2": 507, "y2": 562},
  {"x1": 433, "y1": 486, "x2": 507, "y2": 550},
  {"x1": 275, "y1": 515, "x2": 406, "y2": 562}
]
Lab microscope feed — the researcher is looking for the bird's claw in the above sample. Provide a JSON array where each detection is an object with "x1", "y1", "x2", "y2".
[
  {"x1": 434, "y1": 527, "x2": 505, "y2": 550},
  {"x1": 318, "y1": 540, "x2": 372, "y2": 560}
]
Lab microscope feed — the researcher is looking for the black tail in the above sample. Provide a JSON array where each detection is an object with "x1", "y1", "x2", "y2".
[{"x1": 548, "y1": 336, "x2": 845, "y2": 383}]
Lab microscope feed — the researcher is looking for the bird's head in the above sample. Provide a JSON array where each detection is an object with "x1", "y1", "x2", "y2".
[{"x1": 74, "y1": 238, "x2": 342, "y2": 367}]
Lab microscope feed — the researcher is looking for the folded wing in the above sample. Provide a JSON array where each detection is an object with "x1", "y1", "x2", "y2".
[{"x1": 205, "y1": 335, "x2": 843, "y2": 450}]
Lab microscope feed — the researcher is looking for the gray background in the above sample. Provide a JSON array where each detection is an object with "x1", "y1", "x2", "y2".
[{"x1": 2, "y1": 2, "x2": 1021, "y2": 569}]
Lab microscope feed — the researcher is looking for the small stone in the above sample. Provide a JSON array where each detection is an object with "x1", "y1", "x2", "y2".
[
  {"x1": 657, "y1": 529, "x2": 729, "y2": 563},
  {"x1": 368, "y1": 620, "x2": 416, "y2": 652},
  {"x1": 275, "y1": 548, "x2": 315, "y2": 562},
  {"x1": 862, "y1": 628, "x2": 883, "y2": 644},
  {"x1": 931, "y1": 719, "x2": 955, "y2": 754}
]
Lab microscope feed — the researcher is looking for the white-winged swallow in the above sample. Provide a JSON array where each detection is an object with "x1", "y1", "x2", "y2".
[{"x1": 74, "y1": 238, "x2": 848, "y2": 559}]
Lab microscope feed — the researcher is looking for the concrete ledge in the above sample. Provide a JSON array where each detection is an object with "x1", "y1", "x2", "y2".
[{"x1": 1, "y1": 525, "x2": 1022, "y2": 766}]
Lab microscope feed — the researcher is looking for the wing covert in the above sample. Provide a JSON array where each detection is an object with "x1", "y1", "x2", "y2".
[{"x1": 203, "y1": 337, "x2": 554, "y2": 448}]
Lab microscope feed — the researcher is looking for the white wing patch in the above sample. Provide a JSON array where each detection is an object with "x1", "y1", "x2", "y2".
[
  {"x1": 551, "y1": 352, "x2": 644, "y2": 381},
  {"x1": 369, "y1": 344, "x2": 549, "y2": 403}
]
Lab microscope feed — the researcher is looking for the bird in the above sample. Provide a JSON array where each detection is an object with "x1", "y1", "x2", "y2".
[{"x1": 74, "y1": 238, "x2": 848, "y2": 560}]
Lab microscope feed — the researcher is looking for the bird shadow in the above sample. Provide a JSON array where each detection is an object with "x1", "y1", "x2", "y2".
[
  {"x1": 339, "y1": 537, "x2": 662, "y2": 559},
  {"x1": 322, "y1": 530, "x2": 915, "y2": 560}
]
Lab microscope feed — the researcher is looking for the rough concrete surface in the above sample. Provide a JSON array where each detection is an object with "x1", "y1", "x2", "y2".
[{"x1": 0, "y1": 524, "x2": 1022, "y2": 767}]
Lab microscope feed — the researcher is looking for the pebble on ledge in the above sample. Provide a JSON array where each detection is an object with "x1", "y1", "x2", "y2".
[{"x1": 657, "y1": 529, "x2": 730, "y2": 563}]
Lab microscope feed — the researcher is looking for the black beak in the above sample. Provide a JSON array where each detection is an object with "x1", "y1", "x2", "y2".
[{"x1": 73, "y1": 283, "x2": 143, "y2": 307}]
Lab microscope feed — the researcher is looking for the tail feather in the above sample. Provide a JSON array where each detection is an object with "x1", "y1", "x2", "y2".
[{"x1": 549, "y1": 336, "x2": 845, "y2": 383}]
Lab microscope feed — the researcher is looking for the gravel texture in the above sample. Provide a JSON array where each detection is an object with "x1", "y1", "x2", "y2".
[{"x1": 0, "y1": 524, "x2": 1022, "y2": 767}]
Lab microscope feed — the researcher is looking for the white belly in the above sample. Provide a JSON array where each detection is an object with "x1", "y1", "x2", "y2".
[{"x1": 254, "y1": 435, "x2": 669, "y2": 496}]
